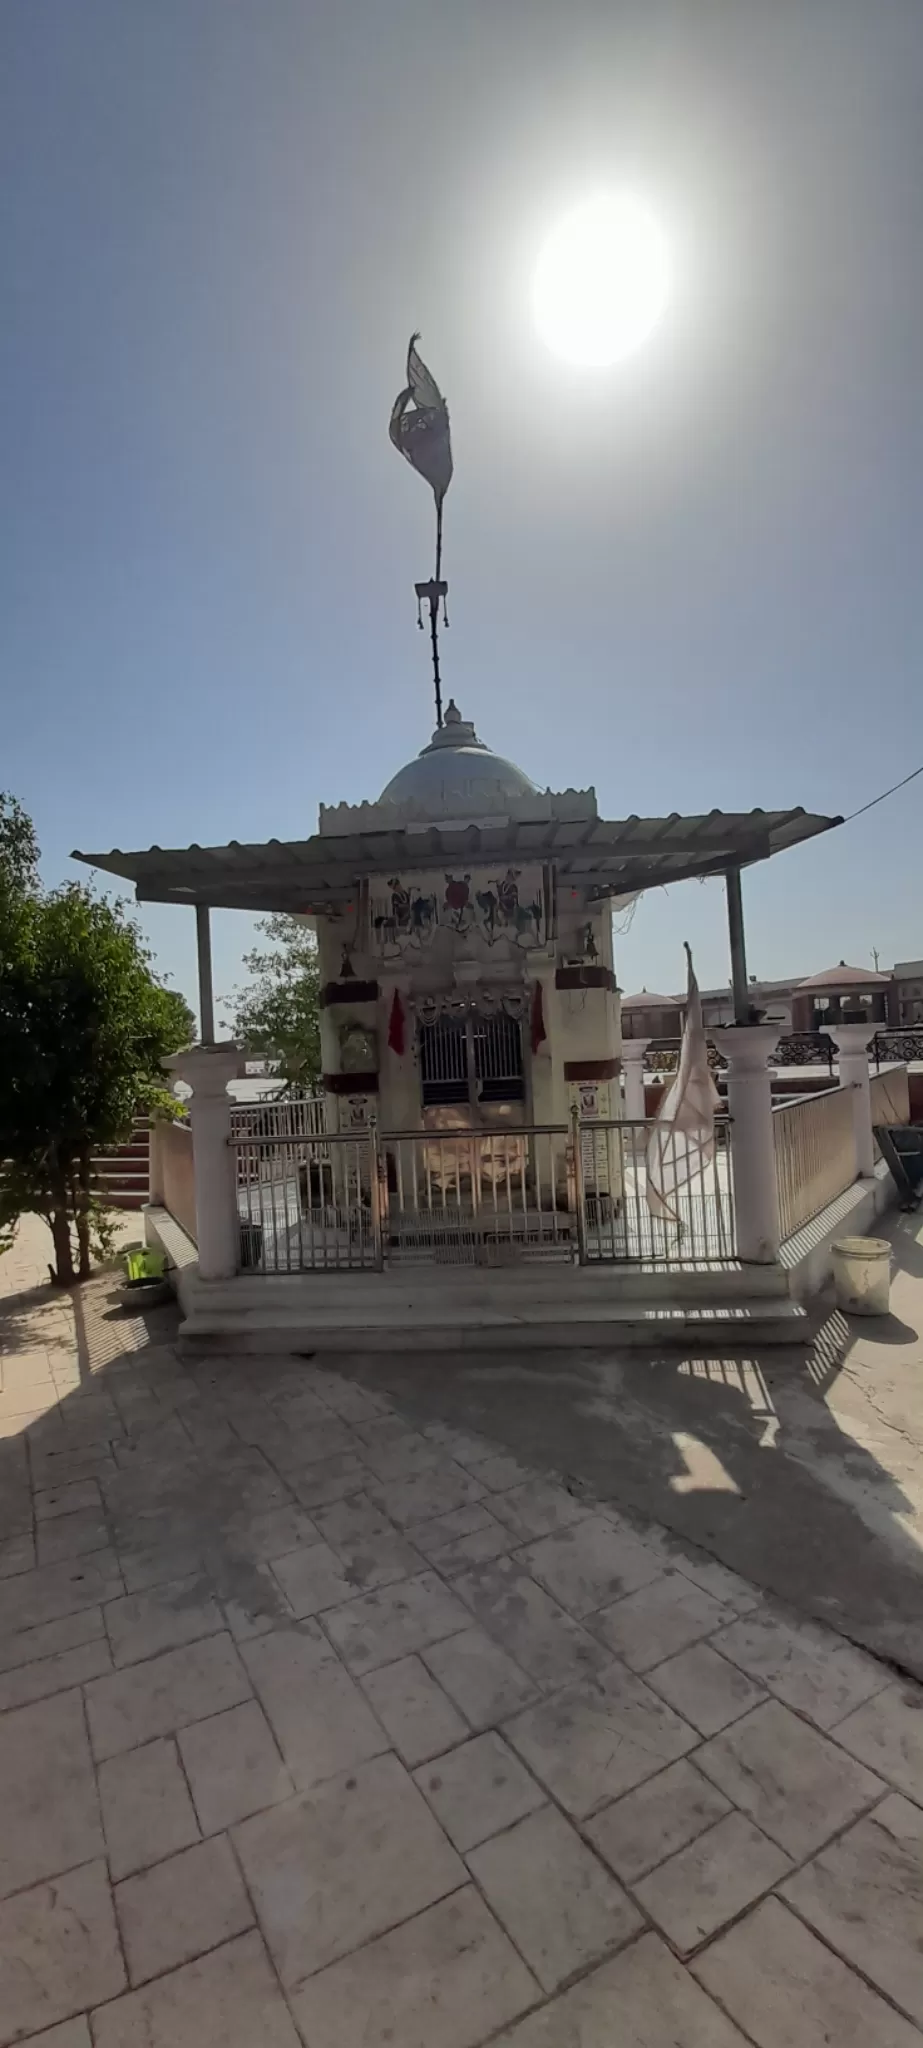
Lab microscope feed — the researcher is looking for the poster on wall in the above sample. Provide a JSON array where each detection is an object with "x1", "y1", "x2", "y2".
[{"x1": 371, "y1": 866, "x2": 547, "y2": 959}]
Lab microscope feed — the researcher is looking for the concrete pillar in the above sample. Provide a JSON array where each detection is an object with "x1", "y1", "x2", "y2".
[
  {"x1": 621, "y1": 1039, "x2": 650, "y2": 1122},
  {"x1": 721, "y1": 1026, "x2": 781, "y2": 1264},
  {"x1": 827, "y1": 1022, "x2": 877, "y2": 1179},
  {"x1": 167, "y1": 1045, "x2": 241, "y2": 1280}
]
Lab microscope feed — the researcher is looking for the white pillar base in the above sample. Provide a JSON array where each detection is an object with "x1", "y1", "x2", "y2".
[
  {"x1": 167, "y1": 1045, "x2": 241, "y2": 1281},
  {"x1": 721, "y1": 1026, "x2": 781, "y2": 1263},
  {"x1": 621, "y1": 1039, "x2": 651, "y2": 1123},
  {"x1": 826, "y1": 1023, "x2": 876, "y2": 1179}
]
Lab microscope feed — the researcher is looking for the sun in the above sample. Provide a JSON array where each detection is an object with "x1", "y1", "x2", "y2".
[{"x1": 533, "y1": 193, "x2": 671, "y2": 369}]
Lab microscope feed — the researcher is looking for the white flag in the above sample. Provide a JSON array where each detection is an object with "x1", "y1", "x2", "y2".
[{"x1": 646, "y1": 943, "x2": 720, "y2": 1223}]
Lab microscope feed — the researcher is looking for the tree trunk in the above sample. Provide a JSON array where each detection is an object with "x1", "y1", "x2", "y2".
[
  {"x1": 75, "y1": 1150, "x2": 93, "y2": 1281},
  {"x1": 49, "y1": 1201, "x2": 75, "y2": 1287}
]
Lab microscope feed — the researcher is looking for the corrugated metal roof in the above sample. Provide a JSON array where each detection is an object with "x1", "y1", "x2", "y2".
[{"x1": 72, "y1": 805, "x2": 841, "y2": 912}]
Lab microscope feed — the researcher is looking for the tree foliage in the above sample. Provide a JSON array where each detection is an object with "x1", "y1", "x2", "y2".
[
  {"x1": 0, "y1": 791, "x2": 39, "y2": 903},
  {"x1": 230, "y1": 915, "x2": 322, "y2": 1090},
  {"x1": 0, "y1": 799, "x2": 194, "y2": 1284}
]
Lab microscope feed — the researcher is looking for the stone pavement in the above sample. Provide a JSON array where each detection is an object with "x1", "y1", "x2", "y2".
[{"x1": 0, "y1": 1220, "x2": 922, "y2": 2044}]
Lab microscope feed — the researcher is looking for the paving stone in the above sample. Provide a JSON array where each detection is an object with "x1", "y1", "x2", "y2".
[
  {"x1": 782, "y1": 1793, "x2": 923, "y2": 2027},
  {"x1": 178, "y1": 1699, "x2": 293, "y2": 1830},
  {"x1": 269, "y1": 1538, "x2": 360, "y2": 1615},
  {"x1": 697, "y1": 1698, "x2": 885, "y2": 1858},
  {"x1": 0, "y1": 1551, "x2": 122, "y2": 1635},
  {"x1": 322, "y1": 1569, "x2": 469, "y2": 1673},
  {"x1": 694, "y1": 1894, "x2": 921, "y2": 2048},
  {"x1": 469, "y1": 1802, "x2": 640, "y2": 1992},
  {"x1": 520, "y1": 1514, "x2": 664, "y2": 1619},
  {"x1": 0, "y1": 1633, "x2": 111, "y2": 1713},
  {"x1": 670, "y1": 1552, "x2": 762, "y2": 1612},
  {"x1": 0, "y1": 1687, "x2": 103, "y2": 1899},
  {"x1": 241, "y1": 1624, "x2": 387, "y2": 1787},
  {"x1": 0, "y1": 1859, "x2": 125, "y2": 2048},
  {"x1": 358, "y1": 1426, "x2": 445, "y2": 1481},
  {"x1": 505, "y1": 1662, "x2": 696, "y2": 1818},
  {"x1": 494, "y1": 1931, "x2": 749, "y2": 2046},
  {"x1": 468, "y1": 1452, "x2": 537, "y2": 1493},
  {"x1": 20, "y1": 2021, "x2": 93, "y2": 2048},
  {"x1": 410, "y1": 1501, "x2": 501, "y2": 1559},
  {"x1": 0, "y1": 1528, "x2": 35, "y2": 1577},
  {"x1": 586, "y1": 1759, "x2": 732, "y2": 1884},
  {"x1": 370, "y1": 1462, "x2": 488, "y2": 1527},
  {"x1": 712, "y1": 1606, "x2": 890, "y2": 1730},
  {"x1": 105, "y1": 1573, "x2": 224, "y2": 1666},
  {"x1": 590, "y1": 1570, "x2": 733, "y2": 1671},
  {"x1": 91, "y1": 1928, "x2": 301, "y2": 2048},
  {"x1": 635, "y1": 1809, "x2": 791, "y2": 1954},
  {"x1": 314, "y1": 1491, "x2": 431, "y2": 1585},
  {"x1": 307, "y1": 1372, "x2": 390, "y2": 1422},
  {"x1": 414, "y1": 1515, "x2": 514, "y2": 1574},
  {"x1": 414, "y1": 1731, "x2": 546, "y2": 1850},
  {"x1": 833, "y1": 1679, "x2": 923, "y2": 1800},
  {"x1": 0, "y1": 1604, "x2": 105, "y2": 1674},
  {"x1": 292, "y1": 1884, "x2": 537, "y2": 2048},
  {"x1": 453, "y1": 1559, "x2": 611, "y2": 1691},
  {"x1": 645, "y1": 1642, "x2": 767, "y2": 1735},
  {"x1": 34, "y1": 1479, "x2": 102, "y2": 1521},
  {"x1": 423, "y1": 1625, "x2": 538, "y2": 1729},
  {"x1": 86, "y1": 1633, "x2": 252, "y2": 1760},
  {"x1": 99, "y1": 1736, "x2": 199, "y2": 1879},
  {"x1": 226, "y1": 1503, "x2": 320, "y2": 1561},
  {"x1": 361, "y1": 1652, "x2": 468, "y2": 1764},
  {"x1": 117, "y1": 1540, "x2": 208, "y2": 1594},
  {"x1": 115, "y1": 1833, "x2": 254, "y2": 1984},
  {"x1": 233, "y1": 1750, "x2": 465, "y2": 1985},
  {"x1": 290, "y1": 1451, "x2": 369, "y2": 1508},
  {"x1": 489, "y1": 1478, "x2": 593, "y2": 1541},
  {"x1": 421, "y1": 1422, "x2": 499, "y2": 1466},
  {"x1": 36, "y1": 1510, "x2": 111, "y2": 1567}
]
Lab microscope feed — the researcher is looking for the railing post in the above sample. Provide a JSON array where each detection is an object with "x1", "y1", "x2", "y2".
[
  {"x1": 720, "y1": 1027, "x2": 781, "y2": 1263},
  {"x1": 368, "y1": 1115, "x2": 385, "y2": 1269},
  {"x1": 166, "y1": 1045, "x2": 241, "y2": 1279},
  {"x1": 569, "y1": 1104, "x2": 588, "y2": 1264},
  {"x1": 826, "y1": 1023, "x2": 877, "y2": 1178}
]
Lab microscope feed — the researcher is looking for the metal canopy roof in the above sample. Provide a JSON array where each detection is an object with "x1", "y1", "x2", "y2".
[{"x1": 72, "y1": 805, "x2": 841, "y2": 913}]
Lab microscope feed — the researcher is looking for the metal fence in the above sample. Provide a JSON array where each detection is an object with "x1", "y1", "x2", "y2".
[
  {"x1": 773, "y1": 1086, "x2": 857, "y2": 1243},
  {"x1": 870, "y1": 1065, "x2": 910, "y2": 1131},
  {"x1": 229, "y1": 1112, "x2": 737, "y2": 1272}
]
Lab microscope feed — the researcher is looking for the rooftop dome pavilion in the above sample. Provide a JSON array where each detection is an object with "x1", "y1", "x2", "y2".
[{"x1": 379, "y1": 700, "x2": 538, "y2": 817}]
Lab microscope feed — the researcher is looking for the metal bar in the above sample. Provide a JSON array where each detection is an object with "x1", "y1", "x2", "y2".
[
  {"x1": 571, "y1": 1105, "x2": 588, "y2": 1265},
  {"x1": 195, "y1": 904, "x2": 216, "y2": 1045},
  {"x1": 726, "y1": 867, "x2": 749, "y2": 1026},
  {"x1": 369, "y1": 1118, "x2": 384, "y2": 1270}
]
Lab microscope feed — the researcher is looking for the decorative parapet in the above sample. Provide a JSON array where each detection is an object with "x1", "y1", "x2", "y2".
[{"x1": 318, "y1": 786, "x2": 598, "y2": 837}]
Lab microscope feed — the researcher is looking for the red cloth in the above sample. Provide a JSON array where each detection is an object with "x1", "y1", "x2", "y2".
[
  {"x1": 387, "y1": 988, "x2": 406, "y2": 1056},
  {"x1": 530, "y1": 980, "x2": 546, "y2": 1055}
]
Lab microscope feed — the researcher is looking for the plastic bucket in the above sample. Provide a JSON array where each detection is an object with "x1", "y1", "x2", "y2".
[{"x1": 831, "y1": 1236, "x2": 892, "y2": 1316}]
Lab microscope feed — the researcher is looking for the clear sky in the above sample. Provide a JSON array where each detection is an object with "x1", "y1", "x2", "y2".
[{"x1": 3, "y1": 0, "x2": 922, "y2": 1020}]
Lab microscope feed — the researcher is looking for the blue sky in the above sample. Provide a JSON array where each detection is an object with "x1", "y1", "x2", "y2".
[{"x1": 2, "y1": 0, "x2": 922, "y2": 1020}]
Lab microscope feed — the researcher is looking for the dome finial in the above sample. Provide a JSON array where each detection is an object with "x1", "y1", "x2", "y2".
[{"x1": 444, "y1": 699, "x2": 461, "y2": 724}]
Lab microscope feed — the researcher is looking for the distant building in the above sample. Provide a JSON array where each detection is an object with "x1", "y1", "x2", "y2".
[
  {"x1": 620, "y1": 989, "x2": 684, "y2": 1039},
  {"x1": 892, "y1": 960, "x2": 923, "y2": 1026},
  {"x1": 698, "y1": 977, "x2": 799, "y2": 1031},
  {"x1": 791, "y1": 961, "x2": 892, "y2": 1033}
]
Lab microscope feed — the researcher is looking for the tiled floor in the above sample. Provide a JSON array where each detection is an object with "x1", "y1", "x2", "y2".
[{"x1": 0, "y1": 1241, "x2": 922, "y2": 2044}]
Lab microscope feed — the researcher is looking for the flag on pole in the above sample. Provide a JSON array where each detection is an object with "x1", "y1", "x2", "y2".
[
  {"x1": 646, "y1": 943, "x2": 720, "y2": 1224},
  {"x1": 389, "y1": 334, "x2": 453, "y2": 505}
]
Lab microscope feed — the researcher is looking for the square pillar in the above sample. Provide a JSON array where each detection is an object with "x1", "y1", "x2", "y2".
[
  {"x1": 826, "y1": 1022, "x2": 876, "y2": 1178},
  {"x1": 167, "y1": 1045, "x2": 241, "y2": 1280},
  {"x1": 721, "y1": 1026, "x2": 781, "y2": 1263},
  {"x1": 621, "y1": 1038, "x2": 651, "y2": 1122}
]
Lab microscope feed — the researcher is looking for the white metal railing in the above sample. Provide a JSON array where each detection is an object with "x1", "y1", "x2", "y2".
[
  {"x1": 382, "y1": 1126, "x2": 572, "y2": 1263},
  {"x1": 577, "y1": 1117, "x2": 736, "y2": 1264},
  {"x1": 870, "y1": 1065, "x2": 910, "y2": 1137},
  {"x1": 229, "y1": 1094, "x2": 326, "y2": 1141},
  {"x1": 233, "y1": 1128, "x2": 379, "y2": 1272},
  {"x1": 773, "y1": 1087, "x2": 857, "y2": 1242},
  {"x1": 228, "y1": 1114, "x2": 737, "y2": 1271}
]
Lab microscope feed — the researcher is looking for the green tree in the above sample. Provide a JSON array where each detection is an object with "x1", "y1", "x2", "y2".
[
  {"x1": 0, "y1": 876, "x2": 193, "y2": 1286},
  {"x1": 230, "y1": 915, "x2": 322, "y2": 1090},
  {"x1": 0, "y1": 791, "x2": 39, "y2": 903}
]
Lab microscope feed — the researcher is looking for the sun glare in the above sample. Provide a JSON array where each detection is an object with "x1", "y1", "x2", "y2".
[{"x1": 533, "y1": 193, "x2": 671, "y2": 368}]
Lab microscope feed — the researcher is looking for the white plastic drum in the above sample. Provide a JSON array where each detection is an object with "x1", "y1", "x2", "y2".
[{"x1": 831, "y1": 1236, "x2": 892, "y2": 1316}]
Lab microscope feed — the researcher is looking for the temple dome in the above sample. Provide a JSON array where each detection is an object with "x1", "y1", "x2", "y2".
[{"x1": 379, "y1": 700, "x2": 537, "y2": 816}]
